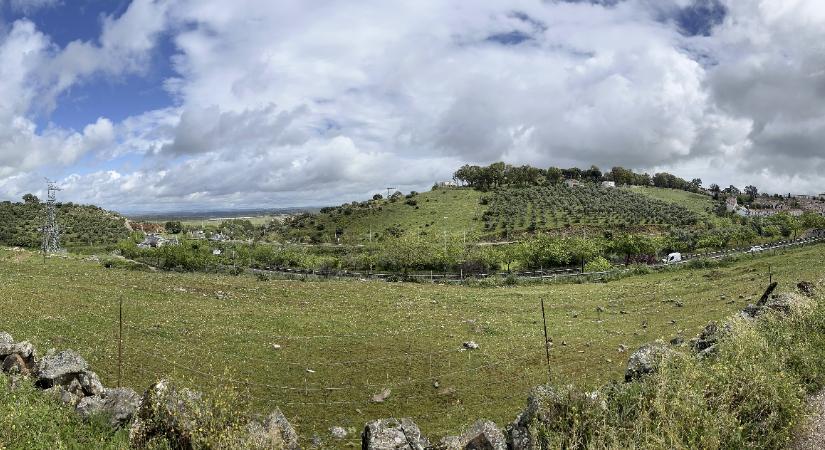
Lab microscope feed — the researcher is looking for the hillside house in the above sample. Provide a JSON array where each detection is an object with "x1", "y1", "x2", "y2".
[
  {"x1": 565, "y1": 179, "x2": 583, "y2": 188},
  {"x1": 436, "y1": 180, "x2": 457, "y2": 188},
  {"x1": 601, "y1": 181, "x2": 616, "y2": 188}
]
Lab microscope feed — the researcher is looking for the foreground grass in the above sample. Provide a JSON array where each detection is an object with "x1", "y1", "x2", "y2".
[
  {"x1": 0, "y1": 376, "x2": 128, "y2": 449},
  {"x1": 0, "y1": 244, "x2": 822, "y2": 445}
]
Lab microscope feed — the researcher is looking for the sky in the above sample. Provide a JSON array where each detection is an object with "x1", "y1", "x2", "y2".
[{"x1": 0, "y1": 0, "x2": 824, "y2": 213}]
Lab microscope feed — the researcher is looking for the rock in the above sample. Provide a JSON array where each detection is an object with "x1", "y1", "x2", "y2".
[
  {"x1": 6, "y1": 341, "x2": 35, "y2": 359},
  {"x1": 674, "y1": 301, "x2": 684, "y2": 307},
  {"x1": 128, "y1": 379, "x2": 204, "y2": 448},
  {"x1": 76, "y1": 396, "x2": 106, "y2": 419},
  {"x1": 617, "y1": 344, "x2": 627, "y2": 353},
  {"x1": 49, "y1": 386, "x2": 81, "y2": 407},
  {"x1": 669, "y1": 336, "x2": 685, "y2": 346},
  {"x1": 0, "y1": 332, "x2": 14, "y2": 357},
  {"x1": 798, "y1": 281, "x2": 816, "y2": 297},
  {"x1": 625, "y1": 342, "x2": 673, "y2": 382},
  {"x1": 437, "y1": 420, "x2": 506, "y2": 450},
  {"x1": 438, "y1": 386, "x2": 457, "y2": 397},
  {"x1": 362, "y1": 418, "x2": 429, "y2": 450},
  {"x1": 330, "y1": 426, "x2": 348, "y2": 439},
  {"x1": 2, "y1": 353, "x2": 31, "y2": 376},
  {"x1": 66, "y1": 377, "x2": 85, "y2": 397},
  {"x1": 245, "y1": 408, "x2": 300, "y2": 450},
  {"x1": 79, "y1": 371, "x2": 105, "y2": 397},
  {"x1": 692, "y1": 321, "x2": 730, "y2": 356},
  {"x1": 463, "y1": 341, "x2": 479, "y2": 350},
  {"x1": 101, "y1": 388, "x2": 141, "y2": 428},
  {"x1": 371, "y1": 388, "x2": 392, "y2": 403},
  {"x1": 741, "y1": 292, "x2": 812, "y2": 319},
  {"x1": 506, "y1": 385, "x2": 605, "y2": 450},
  {"x1": 36, "y1": 350, "x2": 89, "y2": 387}
]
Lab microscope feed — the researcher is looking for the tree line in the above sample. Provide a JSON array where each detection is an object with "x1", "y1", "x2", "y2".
[{"x1": 453, "y1": 162, "x2": 704, "y2": 193}]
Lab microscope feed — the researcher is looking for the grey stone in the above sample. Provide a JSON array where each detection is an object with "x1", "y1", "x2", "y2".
[
  {"x1": 330, "y1": 426, "x2": 348, "y2": 439},
  {"x1": 625, "y1": 342, "x2": 673, "y2": 382},
  {"x1": 76, "y1": 396, "x2": 106, "y2": 419},
  {"x1": 463, "y1": 341, "x2": 479, "y2": 350},
  {"x1": 36, "y1": 350, "x2": 88, "y2": 386},
  {"x1": 128, "y1": 379, "x2": 203, "y2": 448},
  {"x1": 437, "y1": 420, "x2": 505, "y2": 450},
  {"x1": 79, "y1": 371, "x2": 105, "y2": 397},
  {"x1": 245, "y1": 408, "x2": 300, "y2": 450},
  {"x1": 372, "y1": 388, "x2": 392, "y2": 403},
  {"x1": 0, "y1": 332, "x2": 14, "y2": 357},
  {"x1": 101, "y1": 387, "x2": 141, "y2": 428},
  {"x1": 362, "y1": 418, "x2": 429, "y2": 450},
  {"x1": 506, "y1": 385, "x2": 604, "y2": 450}
]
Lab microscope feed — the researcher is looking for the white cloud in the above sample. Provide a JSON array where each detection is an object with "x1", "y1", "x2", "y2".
[{"x1": 3, "y1": 0, "x2": 825, "y2": 210}]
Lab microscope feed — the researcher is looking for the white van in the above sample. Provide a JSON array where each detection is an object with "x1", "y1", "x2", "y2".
[{"x1": 664, "y1": 252, "x2": 682, "y2": 264}]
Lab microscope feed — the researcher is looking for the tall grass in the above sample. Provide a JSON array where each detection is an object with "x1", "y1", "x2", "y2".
[{"x1": 529, "y1": 287, "x2": 824, "y2": 449}]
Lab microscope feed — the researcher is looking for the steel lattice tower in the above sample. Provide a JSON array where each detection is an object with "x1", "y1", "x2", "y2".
[{"x1": 42, "y1": 179, "x2": 62, "y2": 254}]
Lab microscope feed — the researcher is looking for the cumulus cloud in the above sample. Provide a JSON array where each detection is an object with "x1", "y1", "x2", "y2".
[{"x1": 2, "y1": 0, "x2": 825, "y2": 210}]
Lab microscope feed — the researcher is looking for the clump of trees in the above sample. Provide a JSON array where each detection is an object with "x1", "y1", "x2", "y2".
[{"x1": 453, "y1": 162, "x2": 703, "y2": 193}]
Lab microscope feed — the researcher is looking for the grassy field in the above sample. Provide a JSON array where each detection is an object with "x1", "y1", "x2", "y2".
[
  {"x1": 1, "y1": 244, "x2": 823, "y2": 446},
  {"x1": 285, "y1": 188, "x2": 485, "y2": 243},
  {"x1": 626, "y1": 186, "x2": 717, "y2": 217}
]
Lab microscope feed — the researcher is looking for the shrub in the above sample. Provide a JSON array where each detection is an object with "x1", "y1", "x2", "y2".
[{"x1": 584, "y1": 256, "x2": 611, "y2": 273}]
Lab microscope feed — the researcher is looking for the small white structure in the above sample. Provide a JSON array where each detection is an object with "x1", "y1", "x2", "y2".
[
  {"x1": 436, "y1": 180, "x2": 457, "y2": 188},
  {"x1": 564, "y1": 179, "x2": 582, "y2": 188},
  {"x1": 138, "y1": 233, "x2": 167, "y2": 249},
  {"x1": 725, "y1": 196, "x2": 738, "y2": 212},
  {"x1": 212, "y1": 249, "x2": 222, "y2": 256},
  {"x1": 664, "y1": 252, "x2": 682, "y2": 264},
  {"x1": 601, "y1": 181, "x2": 616, "y2": 188}
]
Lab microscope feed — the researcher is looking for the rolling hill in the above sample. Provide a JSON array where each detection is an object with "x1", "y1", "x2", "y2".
[
  {"x1": 279, "y1": 184, "x2": 715, "y2": 244},
  {"x1": 0, "y1": 200, "x2": 131, "y2": 248}
]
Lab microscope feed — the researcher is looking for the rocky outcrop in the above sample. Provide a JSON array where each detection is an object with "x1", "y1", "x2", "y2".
[
  {"x1": 362, "y1": 418, "x2": 430, "y2": 450},
  {"x1": 436, "y1": 420, "x2": 506, "y2": 450},
  {"x1": 505, "y1": 384, "x2": 605, "y2": 450},
  {"x1": 625, "y1": 341, "x2": 674, "y2": 382},
  {"x1": 76, "y1": 387, "x2": 141, "y2": 428},
  {"x1": 245, "y1": 408, "x2": 301, "y2": 450},
  {"x1": 128, "y1": 379, "x2": 204, "y2": 448}
]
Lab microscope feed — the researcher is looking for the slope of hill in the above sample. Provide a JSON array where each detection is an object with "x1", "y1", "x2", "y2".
[
  {"x1": 0, "y1": 201, "x2": 131, "y2": 248},
  {"x1": 625, "y1": 186, "x2": 717, "y2": 217},
  {"x1": 280, "y1": 184, "x2": 706, "y2": 243},
  {"x1": 482, "y1": 185, "x2": 698, "y2": 236},
  {"x1": 280, "y1": 188, "x2": 485, "y2": 243}
]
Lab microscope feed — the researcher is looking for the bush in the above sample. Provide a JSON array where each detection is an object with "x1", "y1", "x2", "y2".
[{"x1": 584, "y1": 256, "x2": 611, "y2": 273}]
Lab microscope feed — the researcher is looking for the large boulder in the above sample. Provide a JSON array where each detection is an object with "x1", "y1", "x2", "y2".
[
  {"x1": 437, "y1": 420, "x2": 506, "y2": 450},
  {"x1": 36, "y1": 350, "x2": 89, "y2": 387},
  {"x1": 362, "y1": 418, "x2": 429, "y2": 450},
  {"x1": 76, "y1": 387, "x2": 141, "y2": 428},
  {"x1": 128, "y1": 379, "x2": 203, "y2": 448},
  {"x1": 625, "y1": 342, "x2": 673, "y2": 382},
  {"x1": 798, "y1": 281, "x2": 817, "y2": 297},
  {"x1": 245, "y1": 408, "x2": 300, "y2": 450}
]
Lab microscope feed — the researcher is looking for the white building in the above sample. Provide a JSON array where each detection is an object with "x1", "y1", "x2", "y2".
[{"x1": 601, "y1": 181, "x2": 616, "y2": 188}]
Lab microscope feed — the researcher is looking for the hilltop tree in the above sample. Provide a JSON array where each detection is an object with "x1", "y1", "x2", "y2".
[
  {"x1": 546, "y1": 167, "x2": 564, "y2": 184},
  {"x1": 164, "y1": 221, "x2": 183, "y2": 234},
  {"x1": 22, "y1": 194, "x2": 39, "y2": 204},
  {"x1": 690, "y1": 178, "x2": 703, "y2": 191},
  {"x1": 744, "y1": 185, "x2": 758, "y2": 200}
]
